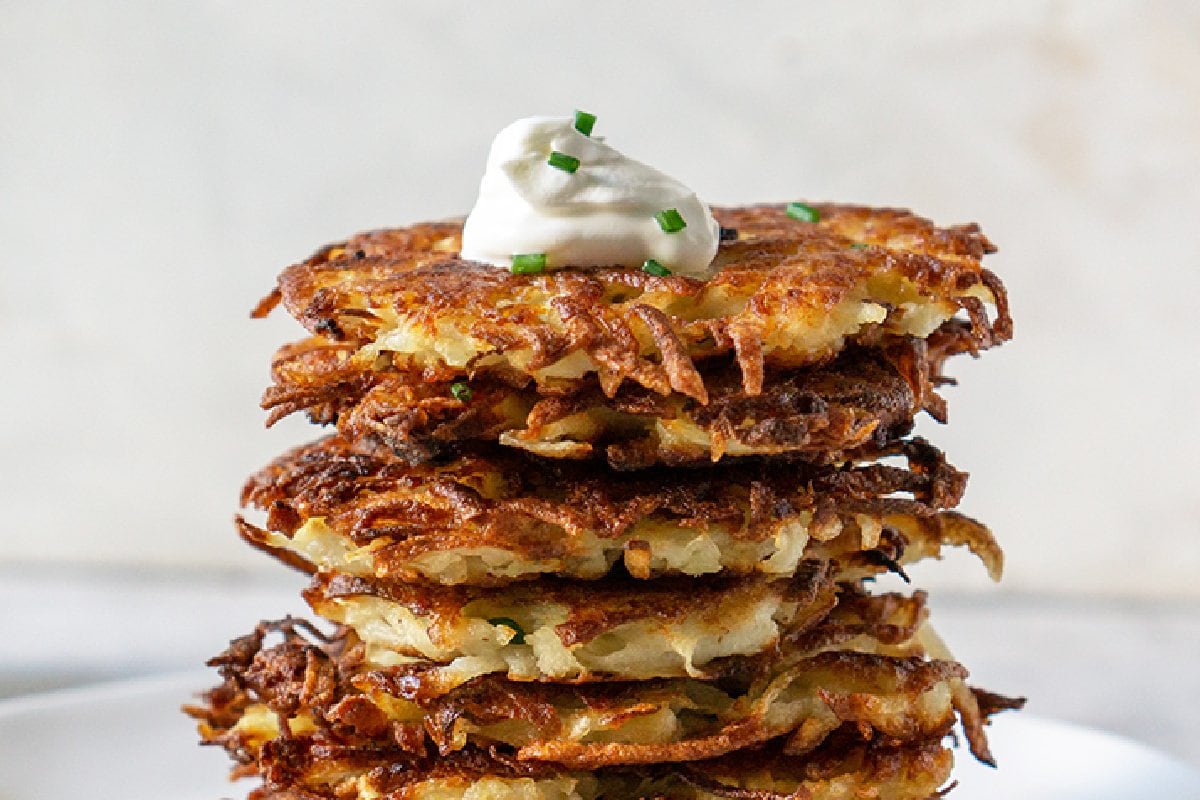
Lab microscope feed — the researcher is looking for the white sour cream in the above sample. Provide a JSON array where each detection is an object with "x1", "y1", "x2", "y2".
[{"x1": 460, "y1": 116, "x2": 720, "y2": 278}]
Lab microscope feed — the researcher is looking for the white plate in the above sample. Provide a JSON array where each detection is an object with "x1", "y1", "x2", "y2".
[{"x1": 1, "y1": 672, "x2": 1198, "y2": 800}]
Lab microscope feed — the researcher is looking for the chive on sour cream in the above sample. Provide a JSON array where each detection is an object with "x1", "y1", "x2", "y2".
[{"x1": 460, "y1": 115, "x2": 720, "y2": 279}]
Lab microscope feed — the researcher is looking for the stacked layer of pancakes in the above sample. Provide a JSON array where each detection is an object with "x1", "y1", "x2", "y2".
[{"x1": 188, "y1": 204, "x2": 1022, "y2": 799}]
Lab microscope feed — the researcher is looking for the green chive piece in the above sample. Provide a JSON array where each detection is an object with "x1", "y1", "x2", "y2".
[
  {"x1": 642, "y1": 259, "x2": 671, "y2": 277},
  {"x1": 786, "y1": 202, "x2": 820, "y2": 223},
  {"x1": 511, "y1": 253, "x2": 547, "y2": 274},
  {"x1": 573, "y1": 110, "x2": 597, "y2": 136},
  {"x1": 848, "y1": 242, "x2": 869, "y2": 250},
  {"x1": 655, "y1": 208, "x2": 687, "y2": 233},
  {"x1": 547, "y1": 151, "x2": 581, "y2": 173},
  {"x1": 488, "y1": 617, "x2": 526, "y2": 645},
  {"x1": 450, "y1": 382, "x2": 472, "y2": 402}
]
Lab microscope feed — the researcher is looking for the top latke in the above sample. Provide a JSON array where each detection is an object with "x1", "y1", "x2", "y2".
[{"x1": 255, "y1": 205, "x2": 1010, "y2": 402}]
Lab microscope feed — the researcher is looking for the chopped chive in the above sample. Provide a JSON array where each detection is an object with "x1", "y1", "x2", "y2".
[
  {"x1": 450, "y1": 382, "x2": 472, "y2": 402},
  {"x1": 547, "y1": 151, "x2": 581, "y2": 173},
  {"x1": 488, "y1": 617, "x2": 526, "y2": 644},
  {"x1": 655, "y1": 208, "x2": 687, "y2": 233},
  {"x1": 642, "y1": 259, "x2": 671, "y2": 277},
  {"x1": 786, "y1": 202, "x2": 820, "y2": 223},
  {"x1": 573, "y1": 109, "x2": 597, "y2": 136},
  {"x1": 848, "y1": 242, "x2": 869, "y2": 250},
  {"x1": 511, "y1": 253, "x2": 547, "y2": 274}
]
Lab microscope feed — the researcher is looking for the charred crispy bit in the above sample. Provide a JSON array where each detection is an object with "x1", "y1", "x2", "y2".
[
  {"x1": 237, "y1": 434, "x2": 1000, "y2": 586},
  {"x1": 971, "y1": 686, "x2": 1028, "y2": 719},
  {"x1": 255, "y1": 205, "x2": 1010, "y2": 405},
  {"x1": 261, "y1": 336, "x2": 953, "y2": 468}
]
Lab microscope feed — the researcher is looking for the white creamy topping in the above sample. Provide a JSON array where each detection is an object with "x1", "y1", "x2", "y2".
[{"x1": 460, "y1": 116, "x2": 720, "y2": 278}]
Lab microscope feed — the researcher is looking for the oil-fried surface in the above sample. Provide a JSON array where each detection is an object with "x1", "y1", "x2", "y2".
[
  {"x1": 189, "y1": 591, "x2": 988, "y2": 775},
  {"x1": 261, "y1": 337, "x2": 950, "y2": 468},
  {"x1": 208, "y1": 200, "x2": 1019, "y2": 800},
  {"x1": 239, "y1": 435, "x2": 1000, "y2": 585},
  {"x1": 302, "y1": 562, "x2": 840, "y2": 685},
  {"x1": 201, "y1": 734, "x2": 955, "y2": 800},
  {"x1": 254, "y1": 206, "x2": 1010, "y2": 403}
]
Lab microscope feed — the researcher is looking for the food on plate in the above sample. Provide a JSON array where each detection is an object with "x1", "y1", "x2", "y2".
[{"x1": 190, "y1": 112, "x2": 1021, "y2": 799}]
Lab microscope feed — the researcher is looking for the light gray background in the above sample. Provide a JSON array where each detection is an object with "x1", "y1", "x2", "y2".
[
  {"x1": 2, "y1": 0, "x2": 1199, "y2": 776},
  {"x1": 2, "y1": 6, "x2": 1198, "y2": 590}
]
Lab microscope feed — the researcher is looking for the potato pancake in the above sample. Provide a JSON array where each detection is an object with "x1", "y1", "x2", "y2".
[
  {"x1": 196, "y1": 736, "x2": 955, "y2": 800},
  {"x1": 192, "y1": 590, "x2": 978, "y2": 769},
  {"x1": 239, "y1": 435, "x2": 1000, "y2": 585},
  {"x1": 262, "y1": 336, "x2": 954, "y2": 468},
  {"x1": 254, "y1": 206, "x2": 1010, "y2": 404},
  {"x1": 302, "y1": 562, "x2": 838, "y2": 686}
]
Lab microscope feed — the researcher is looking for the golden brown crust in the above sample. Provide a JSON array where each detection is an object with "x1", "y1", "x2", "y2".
[
  {"x1": 217, "y1": 737, "x2": 954, "y2": 800},
  {"x1": 242, "y1": 435, "x2": 966, "y2": 542},
  {"x1": 255, "y1": 206, "x2": 1010, "y2": 402},
  {"x1": 237, "y1": 434, "x2": 994, "y2": 585},
  {"x1": 261, "y1": 337, "x2": 949, "y2": 468}
]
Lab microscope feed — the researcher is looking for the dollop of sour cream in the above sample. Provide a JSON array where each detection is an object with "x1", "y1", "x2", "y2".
[{"x1": 460, "y1": 116, "x2": 720, "y2": 278}]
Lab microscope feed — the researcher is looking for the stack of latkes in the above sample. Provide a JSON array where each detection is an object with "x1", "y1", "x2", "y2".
[{"x1": 189, "y1": 204, "x2": 1023, "y2": 800}]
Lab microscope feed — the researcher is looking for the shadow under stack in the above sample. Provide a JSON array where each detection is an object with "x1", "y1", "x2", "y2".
[{"x1": 188, "y1": 203, "x2": 1023, "y2": 799}]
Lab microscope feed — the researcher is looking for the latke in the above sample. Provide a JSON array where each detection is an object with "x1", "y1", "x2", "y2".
[
  {"x1": 195, "y1": 735, "x2": 955, "y2": 800},
  {"x1": 254, "y1": 205, "x2": 1010, "y2": 404},
  {"x1": 303, "y1": 562, "x2": 838, "y2": 686},
  {"x1": 262, "y1": 337, "x2": 952, "y2": 468},
  {"x1": 192, "y1": 590, "x2": 973, "y2": 770},
  {"x1": 239, "y1": 436, "x2": 999, "y2": 586}
]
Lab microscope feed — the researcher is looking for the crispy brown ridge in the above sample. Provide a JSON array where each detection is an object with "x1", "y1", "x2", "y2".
[
  {"x1": 261, "y1": 336, "x2": 950, "y2": 468},
  {"x1": 253, "y1": 205, "x2": 1011, "y2": 405},
  {"x1": 238, "y1": 434, "x2": 1000, "y2": 585}
]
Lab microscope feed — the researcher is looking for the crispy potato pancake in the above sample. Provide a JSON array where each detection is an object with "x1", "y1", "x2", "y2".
[
  {"x1": 239, "y1": 436, "x2": 1000, "y2": 586},
  {"x1": 262, "y1": 337, "x2": 950, "y2": 468},
  {"x1": 196, "y1": 735, "x2": 954, "y2": 800},
  {"x1": 253, "y1": 205, "x2": 1010, "y2": 404},
  {"x1": 190, "y1": 591, "x2": 986, "y2": 772},
  {"x1": 303, "y1": 562, "x2": 841, "y2": 686}
]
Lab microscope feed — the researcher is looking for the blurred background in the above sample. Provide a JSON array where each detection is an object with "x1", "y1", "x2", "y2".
[{"x1": 1, "y1": 0, "x2": 1197, "y2": 770}]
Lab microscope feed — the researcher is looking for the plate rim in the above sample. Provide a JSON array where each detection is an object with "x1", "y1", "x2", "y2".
[{"x1": 0, "y1": 669, "x2": 209, "y2": 718}]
